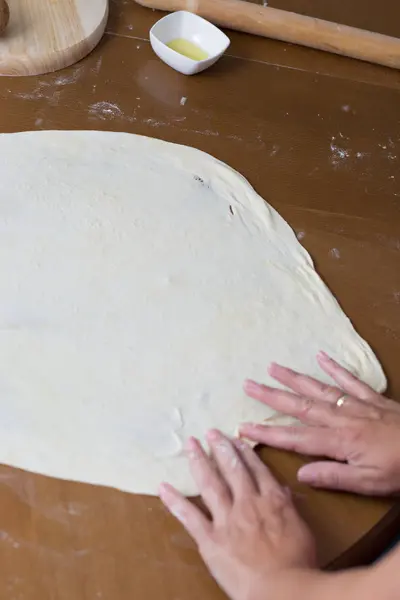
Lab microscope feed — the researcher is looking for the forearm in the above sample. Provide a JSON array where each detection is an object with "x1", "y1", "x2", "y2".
[{"x1": 254, "y1": 560, "x2": 397, "y2": 600}]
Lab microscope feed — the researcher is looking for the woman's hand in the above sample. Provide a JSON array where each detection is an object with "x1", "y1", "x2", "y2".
[
  {"x1": 241, "y1": 351, "x2": 400, "y2": 496},
  {"x1": 159, "y1": 430, "x2": 316, "y2": 600}
]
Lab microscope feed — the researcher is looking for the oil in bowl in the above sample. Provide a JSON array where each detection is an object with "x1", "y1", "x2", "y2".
[
  {"x1": 150, "y1": 11, "x2": 231, "y2": 75},
  {"x1": 167, "y1": 38, "x2": 209, "y2": 61}
]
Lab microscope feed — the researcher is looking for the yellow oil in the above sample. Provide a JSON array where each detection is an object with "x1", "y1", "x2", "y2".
[{"x1": 167, "y1": 38, "x2": 209, "y2": 61}]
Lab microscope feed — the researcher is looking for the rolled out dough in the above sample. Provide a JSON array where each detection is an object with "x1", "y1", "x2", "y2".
[{"x1": 0, "y1": 131, "x2": 385, "y2": 496}]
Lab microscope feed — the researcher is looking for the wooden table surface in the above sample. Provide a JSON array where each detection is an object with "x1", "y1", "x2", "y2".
[{"x1": 0, "y1": 0, "x2": 400, "y2": 598}]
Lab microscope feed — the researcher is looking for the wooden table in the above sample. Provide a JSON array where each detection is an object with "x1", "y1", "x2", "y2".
[{"x1": 0, "y1": 0, "x2": 400, "y2": 597}]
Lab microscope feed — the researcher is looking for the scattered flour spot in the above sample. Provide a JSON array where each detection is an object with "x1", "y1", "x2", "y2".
[
  {"x1": 0, "y1": 531, "x2": 20, "y2": 549},
  {"x1": 270, "y1": 144, "x2": 280, "y2": 157},
  {"x1": 89, "y1": 101, "x2": 122, "y2": 119},
  {"x1": 54, "y1": 66, "x2": 83, "y2": 86},
  {"x1": 14, "y1": 81, "x2": 54, "y2": 102},
  {"x1": 330, "y1": 137, "x2": 350, "y2": 166},
  {"x1": 227, "y1": 134, "x2": 244, "y2": 142},
  {"x1": 35, "y1": 118, "x2": 43, "y2": 127},
  {"x1": 308, "y1": 166, "x2": 319, "y2": 176},
  {"x1": 180, "y1": 96, "x2": 187, "y2": 106},
  {"x1": 75, "y1": 548, "x2": 90, "y2": 557},
  {"x1": 136, "y1": 44, "x2": 140, "y2": 49},
  {"x1": 341, "y1": 104, "x2": 351, "y2": 112},
  {"x1": 255, "y1": 134, "x2": 266, "y2": 149},
  {"x1": 296, "y1": 231, "x2": 305, "y2": 240},
  {"x1": 393, "y1": 292, "x2": 400, "y2": 304},
  {"x1": 329, "y1": 248, "x2": 341, "y2": 259},
  {"x1": 127, "y1": 24, "x2": 134, "y2": 30},
  {"x1": 192, "y1": 129, "x2": 219, "y2": 137},
  {"x1": 143, "y1": 117, "x2": 167, "y2": 128},
  {"x1": 67, "y1": 502, "x2": 87, "y2": 516},
  {"x1": 88, "y1": 101, "x2": 135, "y2": 122},
  {"x1": 93, "y1": 56, "x2": 103, "y2": 75}
]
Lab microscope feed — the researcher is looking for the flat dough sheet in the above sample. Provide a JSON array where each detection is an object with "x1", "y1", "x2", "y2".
[{"x1": 0, "y1": 131, "x2": 385, "y2": 496}]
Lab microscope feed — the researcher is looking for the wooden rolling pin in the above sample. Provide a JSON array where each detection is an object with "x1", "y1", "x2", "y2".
[
  {"x1": 0, "y1": 0, "x2": 9, "y2": 35},
  {"x1": 135, "y1": 0, "x2": 400, "y2": 69}
]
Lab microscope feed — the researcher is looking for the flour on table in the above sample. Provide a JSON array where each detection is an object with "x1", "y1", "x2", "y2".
[{"x1": 0, "y1": 131, "x2": 386, "y2": 496}]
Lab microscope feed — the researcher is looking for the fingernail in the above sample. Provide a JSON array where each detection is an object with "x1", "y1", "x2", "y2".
[
  {"x1": 268, "y1": 362, "x2": 280, "y2": 371},
  {"x1": 244, "y1": 379, "x2": 260, "y2": 393},
  {"x1": 235, "y1": 438, "x2": 249, "y2": 451},
  {"x1": 239, "y1": 423, "x2": 258, "y2": 433},
  {"x1": 159, "y1": 482, "x2": 171, "y2": 498},
  {"x1": 267, "y1": 364, "x2": 276, "y2": 376},
  {"x1": 185, "y1": 436, "x2": 200, "y2": 456},
  {"x1": 297, "y1": 467, "x2": 315, "y2": 483},
  {"x1": 206, "y1": 428, "x2": 221, "y2": 442}
]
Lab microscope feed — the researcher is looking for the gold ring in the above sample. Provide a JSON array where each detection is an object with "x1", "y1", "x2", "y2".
[{"x1": 336, "y1": 395, "x2": 346, "y2": 408}]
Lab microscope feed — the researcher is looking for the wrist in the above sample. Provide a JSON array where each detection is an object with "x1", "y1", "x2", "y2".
[{"x1": 248, "y1": 565, "x2": 376, "y2": 600}]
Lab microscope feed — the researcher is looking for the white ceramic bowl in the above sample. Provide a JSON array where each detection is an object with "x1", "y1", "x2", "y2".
[{"x1": 150, "y1": 11, "x2": 230, "y2": 76}]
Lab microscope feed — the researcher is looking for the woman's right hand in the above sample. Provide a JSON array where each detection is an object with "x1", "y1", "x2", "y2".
[{"x1": 240, "y1": 352, "x2": 400, "y2": 496}]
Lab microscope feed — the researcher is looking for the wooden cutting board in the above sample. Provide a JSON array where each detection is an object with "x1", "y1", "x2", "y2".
[{"x1": 0, "y1": 0, "x2": 109, "y2": 76}]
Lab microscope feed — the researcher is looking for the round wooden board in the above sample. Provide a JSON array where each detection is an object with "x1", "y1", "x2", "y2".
[{"x1": 0, "y1": 0, "x2": 109, "y2": 76}]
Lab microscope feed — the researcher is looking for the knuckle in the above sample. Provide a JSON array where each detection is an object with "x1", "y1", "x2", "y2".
[
  {"x1": 318, "y1": 382, "x2": 339, "y2": 402},
  {"x1": 299, "y1": 396, "x2": 316, "y2": 419},
  {"x1": 367, "y1": 406, "x2": 384, "y2": 421},
  {"x1": 339, "y1": 424, "x2": 365, "y2": 448},
  {"x1": 266, "y1": 488, "x2": 291, "y2": 512},
  {"x1": 380, "y1": 408, "x2": 396, "y2": 424},
  {"x1": 233, "y1": 499, "x2": 261, "y2": 527},
  {"x1": 286, "y1": 430, "x2": 307, "y2": 453},
  {"x1": 210, "y1": 484, "x2": 231, "y2": 507},
  {"x1": 319, "y1": 469, "x2": 341, "y2": 489}
]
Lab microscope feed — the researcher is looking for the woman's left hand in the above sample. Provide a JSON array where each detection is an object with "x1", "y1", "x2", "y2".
[
  {"x1": 159, "y1": 430, "x2": 316, "y2": 600},
  {"x1": 240, "y1": 352, "x2": 400, "y2": 496}
]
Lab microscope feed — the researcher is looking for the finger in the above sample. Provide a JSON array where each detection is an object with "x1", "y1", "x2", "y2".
[
  {"x1": 206, "y1": 430, "x2": 256, "y2": 499},
  {"x1": 159, "y1": 482, "x2": 211, "y2": 544},
  {"x1": 317, "y1": 352, "x2": 382, "y2": 405},
  {"x1": 186, "y1": 437, "x2": 231, "y2": 517},
  {"x1": 297, "y1": 462, "x2": 382, "y2": 495},
  {"x1": 244, "y1": 380, "x2": 349, "y2": 427},
  {"x1": 239, "y1": 424, "x2": 347, "y2": 462},
  {"x1": 268, "y1": 362, "x2": 344, "y2": 404},
  {"x1": 233, "y1": 438, "x2": 284, "y2": 495},
  {"x1": 267, "y1": 363, "x2": 377, "y2": 418}
]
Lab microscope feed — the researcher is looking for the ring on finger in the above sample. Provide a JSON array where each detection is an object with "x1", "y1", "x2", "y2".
[{"x1": 336, "y1": 394, "x2": 347, "y2": 408}]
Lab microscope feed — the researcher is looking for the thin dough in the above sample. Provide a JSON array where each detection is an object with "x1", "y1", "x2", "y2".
[{"x1": 0, "y1": 131, "x2": 385, "y2": 496}]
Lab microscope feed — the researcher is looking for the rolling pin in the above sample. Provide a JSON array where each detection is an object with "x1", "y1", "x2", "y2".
[
  {"x1": 0, "y1": 0, "x2": 9, "y2": 35},
  {"x1": 135, "y1": 0, "x2": 400, "y2": 69}
]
